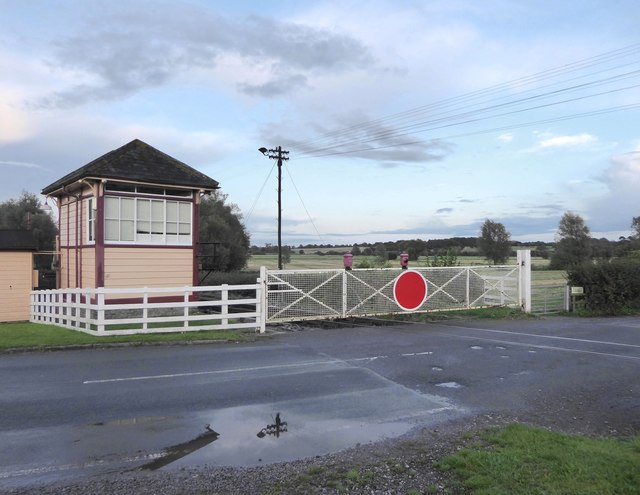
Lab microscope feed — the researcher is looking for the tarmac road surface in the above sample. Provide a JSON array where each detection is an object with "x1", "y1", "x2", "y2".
[{"x1": 1, "y1": 315, "x2": 638, "y2": 489}]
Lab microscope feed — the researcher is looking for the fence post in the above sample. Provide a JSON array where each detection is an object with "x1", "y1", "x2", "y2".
[
  {"x1": 258, "y1": 266, "x2": 267, "y2": 333},
  {"x1": 183, "y1": 286, "x2": 190, "y2": 330},
  {"x1": 342, "y1": 270, "x2": 348, "y2": 318},
  {"x1": 517, "y1": 249, "x2": 532, "y2": 313},
  {"x1": 143, "y1": 288, "x2": 149, "y2": 332},
  {"x1": 221, "y1": 284, "x2": 229, "y2": 327},
  {"x1": 97, "y1": 289, "x2": 105, "y2": 333},
  {"x1": 466, "y1": 268, "x2": 470, "y2": 309}
]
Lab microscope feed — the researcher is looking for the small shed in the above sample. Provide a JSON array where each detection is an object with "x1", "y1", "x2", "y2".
[
  {"x1": 41, "y1": 139, "x2": 219, "y2": 293},
  {"x1": 0, "y1": 230, "x2": 38, "y2": 322}
]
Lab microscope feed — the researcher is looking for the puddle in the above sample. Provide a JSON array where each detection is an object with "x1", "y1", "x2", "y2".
[
  {"x1": 141, "y1": 387, "x2": 459, "y2": 470},
  {"x1": 470, "y1": 346, "x2": 483, "y2": 350},
  {"x1": 160, "y1": 410, "x2": 413, "y2": 469},
  {"x1": 435, "y1": 382, "x2": 462, "y2": 389},
  {"x1": 495, "y1": 346, "x2": 507, "y2": 350},
  {"x1": 528, "y1": 350, "x2": 537, "y2": 353},
  {"x1": 431, "y1": 366, "x2": 443, "y2": 372},
  {"x1": 500, "y1": 355, "x2": 509, "y2": 359}
]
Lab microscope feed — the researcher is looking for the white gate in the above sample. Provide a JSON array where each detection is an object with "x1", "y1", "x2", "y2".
[{"x1": 261, "y1": 251, "x2": 530, "y2": 324}]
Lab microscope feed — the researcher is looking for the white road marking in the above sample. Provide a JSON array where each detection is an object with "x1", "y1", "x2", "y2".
[
  {"x1": 83, "y1": 360, "x2": 344, "y2": 384},
  {"x1": 451, "y1": 333, "x2": 640, "y2": 361},
  {"x1": 444, "y1": 324, "x2": 640, "y2": 348},
  {"x1": 84, "y1": 351, "x2": 437, "y2": 384}
]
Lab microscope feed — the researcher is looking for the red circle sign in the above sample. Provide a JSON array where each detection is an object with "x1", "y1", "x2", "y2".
[{"x1": 393, "y1": 271, "x2": 428, "y2": 311}]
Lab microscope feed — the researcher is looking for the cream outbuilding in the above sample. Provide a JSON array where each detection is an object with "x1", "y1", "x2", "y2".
[{"x1": 0, "y1": 230, "x2": 38, "y2": 322}]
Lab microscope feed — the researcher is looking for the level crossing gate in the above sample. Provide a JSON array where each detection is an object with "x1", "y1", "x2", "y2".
[{"x1": 261, "y1": 250, "x2": 531, "y2": 324}]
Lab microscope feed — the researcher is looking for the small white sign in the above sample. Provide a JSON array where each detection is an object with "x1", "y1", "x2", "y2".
[{"x1": 571, "y1": 286, "x2": 584, "y2": 295}]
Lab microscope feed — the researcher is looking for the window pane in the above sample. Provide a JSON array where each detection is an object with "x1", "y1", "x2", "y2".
[
  {"x1": 166, "y1": 188, "x2": 192, "y2": 197},
  {"x1": 179, "y1": 223, "x2": 191, "y2": 235},
  {"x1": 121, "y1": 220, "x2": 134, "y2": 241},
  {"x1": 179, "y1": 203, "x2": 191, "y2": 222},
  {"x1": 105, "y1": 220, "x2": 119, "y2": 240},
  {"x1": 121, "y1": 198, "x2": 135, "y2": 219},
  {"x1": 166, "y1": 202, "x2": 177, "y2": 222},
  {"x1": 167, "y1": 222, "x2": 178, "y2": 234},
  {"x1": 138, "y1": 186, "x2": 164, "y2": 195},
  {"x1": 105, "y1": 197, "x2": 119, "y2": 218},
  {"x1": 137, "y1": 199, "x2": 150, "y2": 220},
  {"x1": 105, "y1": 182, "x2": 135, "y2": 193},
  {"x1": 151, "y1": 201, "x2": 164, "y2": 222},
  {"x1": 151, "y1": 221, "x2": 164, "y2": 235},
  {"x1": 137, "y1": 221, "x2": 150, "y2": 234}
]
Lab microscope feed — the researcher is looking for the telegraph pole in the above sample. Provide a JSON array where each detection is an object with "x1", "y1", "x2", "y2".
[{"x1": 258, "y1": 146, "x2": 289, "y2": 269}]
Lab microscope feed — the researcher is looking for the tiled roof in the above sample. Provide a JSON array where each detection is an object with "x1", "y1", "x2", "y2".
[
  {"x1": 42, "y1": 139, "x2": 219, "y2": 195},
  {"x1": 0, "y1": 230, "x2": 38, "y2": 251}
]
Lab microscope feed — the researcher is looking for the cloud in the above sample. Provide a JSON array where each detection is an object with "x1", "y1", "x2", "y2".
[
  {"x1": 268, "y1": 111, "x2": 454, "y2": 164},
  {"x1": 436, "y1": 207, "x2": 453, "y2": 214},
  {"x1": 533, "y1": 133, "x2": 597, "y2": 151},
  {"x1": 30, "y1": 7, "x2": 374, "y2": 108},
  {"x1": 238, "y1": 74, "x2": 308, "y2": 98},
  {"x1": 587, "y1": 148, "x2": 640, "y2": 233},
  {"x1": 497, "y1": 133, "x2": 514, "y2": 143},
  {"x1": 0, "y1": 160, "x2": 41, "y2": 169}
]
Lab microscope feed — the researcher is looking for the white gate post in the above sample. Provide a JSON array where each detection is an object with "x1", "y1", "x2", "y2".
[
  {"x1": 258, "y1": 266, "x2": 267, "y2": 333},
  {"x1": 517, "y1": 249, "x2": 532, "y2": 313}
]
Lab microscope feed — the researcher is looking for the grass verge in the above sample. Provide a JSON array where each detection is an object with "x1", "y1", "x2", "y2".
[
  {"x1": 265, "y1": 423, "x2": 640, "y2": 494},
  {"x1": 439, "y1": 423, "x2": 640, "y2": 495},
  {"x1": 0, "y1": 322, "x2": 248, "y2": 350}
]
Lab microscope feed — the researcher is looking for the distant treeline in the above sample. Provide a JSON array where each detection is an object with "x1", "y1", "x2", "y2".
[{"x1": 251, "y1": 236, "x2": 632, "y2": 261}]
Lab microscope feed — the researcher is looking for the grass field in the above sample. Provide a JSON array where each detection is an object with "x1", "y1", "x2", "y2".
[{"x1": 246, "y1": 254, "x2": 566, "y2": 285}]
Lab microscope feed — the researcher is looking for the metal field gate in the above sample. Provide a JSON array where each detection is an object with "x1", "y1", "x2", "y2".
[{"x1": 261, "y1": 252, "x2": 530, "y2": 324}]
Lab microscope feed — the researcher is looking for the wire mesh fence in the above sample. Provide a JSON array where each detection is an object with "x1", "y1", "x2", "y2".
[{"x1": 263, "y1": 265, "x2": 522, "y2": 322}]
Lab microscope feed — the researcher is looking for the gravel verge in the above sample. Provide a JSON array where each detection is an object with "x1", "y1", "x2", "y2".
[{"x1": 6, "y1": 413, "x2": 513, "y2": 495}]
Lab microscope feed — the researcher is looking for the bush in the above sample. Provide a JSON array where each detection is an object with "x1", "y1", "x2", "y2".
[{"x1": 566, "y1": 259, "x2": 640, "y2": 314}]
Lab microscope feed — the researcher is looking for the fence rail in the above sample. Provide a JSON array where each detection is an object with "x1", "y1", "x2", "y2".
[
  {"x1": 31, "y1": 284, "x2": 262, "y2": 335},
  {"x1": 31, "y1": 251, "x2": 532, "y2": 335}
]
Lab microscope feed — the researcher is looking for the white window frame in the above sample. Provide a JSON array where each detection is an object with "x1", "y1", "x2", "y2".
[
  {"x1": 104, "y1": 195, "x2": 192, "y2": 245},
  {"x1": 87, "y1": 198, "x2": 95, "y2": 244}
]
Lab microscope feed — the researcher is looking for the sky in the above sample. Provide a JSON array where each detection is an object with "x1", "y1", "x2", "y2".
[{"x1": 1, "y1": 0, "x2": 639, "y2": 246}]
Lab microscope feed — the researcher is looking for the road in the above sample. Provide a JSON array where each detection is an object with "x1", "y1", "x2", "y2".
[{"x1": 1, "y1": 316, "x2": 638, "y2": 489}]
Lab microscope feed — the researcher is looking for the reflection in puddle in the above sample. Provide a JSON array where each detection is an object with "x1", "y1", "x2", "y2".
[
  {"x1": 470, "y1": 346, "x2": 483, "y2": 350},
  {"x1": 435, "y1": 382, "x2": 462, "y2": 388},
  {"x1": 140, "y1": 427, "x2": 219, "y2": 470},
  {"x1": 257, "y1": 413, "x2": 288, "y2": 439}
]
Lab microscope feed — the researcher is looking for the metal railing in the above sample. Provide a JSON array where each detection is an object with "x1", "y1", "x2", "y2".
[{"x1": 261, "y1": 263, "x2": 525, "y2": 323}]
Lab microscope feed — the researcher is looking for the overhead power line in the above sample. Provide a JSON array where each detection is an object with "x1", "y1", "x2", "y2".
[{"x1": 290, "y1": 42, "x2": 640, "y2": 159}]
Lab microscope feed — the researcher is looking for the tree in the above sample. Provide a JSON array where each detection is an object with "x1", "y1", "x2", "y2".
[
  {"x1": 549, "y1": 211, "x2": 592, "y2": 269},
  {"x1": 477, "y1": 219, "x2": 511, "y2": 264},
  {"x1": 0, "y1": 191, "x2": 57, "y2": 251},
  {"x1": 632, "y1": 216, "x2": 640, "y2": 240},
  {"x1": 198, "y1": 191, "x2": 250, "y2": 274}
]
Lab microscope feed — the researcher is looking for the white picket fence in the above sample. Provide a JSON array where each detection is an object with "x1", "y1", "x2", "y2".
[
  {"x1": 30, "y1": 251, "x2": 532, "y2": 335},
  {"x1": 30, "y1": 284, "x2": 262, "y2": 336}
]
